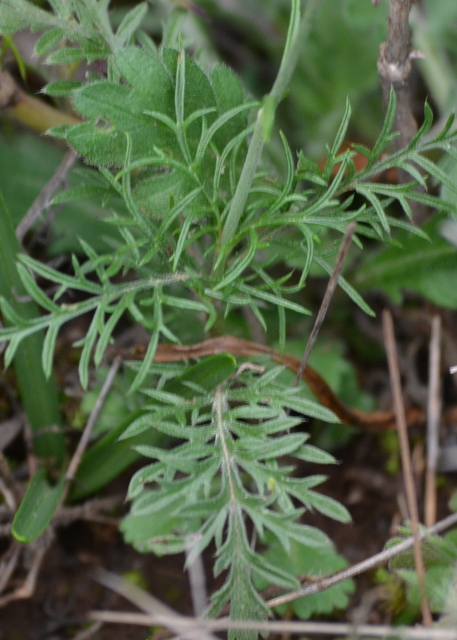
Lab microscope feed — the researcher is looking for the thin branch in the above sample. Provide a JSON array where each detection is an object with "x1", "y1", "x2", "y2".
[
  {"x1": 295, "y1": 221, "x2": 356, "y2": 385},
  {"x1": 0, "y1": 544, "x2": 20, "y2": 594},
  {"x1": 382, "y1": 309, "x2": 432, "y2": 626},
  {"x1": 425, "y1": 315, "x2": 442, "y2": 527},
  {"x1": 219, "y1": 0, "x2": 319, "y2": 249},
  {"x1": 71, "y1": 621, "x2": 104, "y2": 640},
  {"x1": 88, "y1": 608, "x2": 457, "y2": 638},
  {"x1": 64, "y1": 356, "x2": 122, "y2": 493},
  {"x1": 16, "y1": 150, "x2": 78, "y2": 243},
  {"x1": 93, "y1": 568, "x2": 220, "y2": 640},
  {"x1": 55, "y1": 495, "x2": 123, "y2": 527},
  {"x1": 0, "y1": 534, "x2": 50, "y2": 608},
  {"x1": 87, "y1": 515, "x2": 457, "y2": 635},
  {"x1": 185, "y1": 533, "x2": 208, "y2": 618},
  {"x1": 266, "y1": 510, "x2": 457, "y2": 608},
  {"x1": 0, "y1": 70, "x2": 79, "y2": 134}
]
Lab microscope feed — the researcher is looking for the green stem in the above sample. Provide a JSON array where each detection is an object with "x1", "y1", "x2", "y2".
[
  {"x1": 219, "y1": 0, "x2": 320, "y2": 251},
  {"x1": 0, "y1": 70, "x2": 79, "y2": 135}
]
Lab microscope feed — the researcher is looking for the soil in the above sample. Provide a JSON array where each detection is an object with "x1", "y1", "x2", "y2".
[
  {"x1": 1, "y1": 426, "x2": 443, "y2": 640},
  {"x1": 2, "y1": 295, "x2": 457, "y2": 639}
]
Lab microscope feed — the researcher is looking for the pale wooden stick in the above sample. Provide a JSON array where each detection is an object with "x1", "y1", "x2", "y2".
[
  {"x1": 88, "y1": 608, "x2": 457, "y2": 638},
  {"x1": 88, "y1": 513, "x2": 457, "y2": 636},
  {"x1": 93, "y1": 568, "x2": 219, "y2": 640},
  {"x1": 185, "y1": 533, "x2": 208, "y2": 618},
  {"x1": 267, "y1": 510, "x2": 457, "y2": 607},
  {"x1": 382, "y1": 309, "x2": 432, "y2": 626},
  {"x1": 425, "y1": 315, "x2": 442, "y2": 527}
]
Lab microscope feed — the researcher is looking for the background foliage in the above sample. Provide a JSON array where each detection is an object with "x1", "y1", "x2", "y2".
[{"x1": 1, "y1": 0, "x2": 457, "y2": 636}]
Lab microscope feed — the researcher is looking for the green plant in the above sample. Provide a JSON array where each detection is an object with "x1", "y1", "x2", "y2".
[
  {"x1": 0, "y1": 192, "x2": 64, "y2": 461},
  {"x1": 1, "y1": 0, "x2": 457, "y2": 635},
  {"x1": 387, "y1": 521, "x2": 457, "y2": 622}
]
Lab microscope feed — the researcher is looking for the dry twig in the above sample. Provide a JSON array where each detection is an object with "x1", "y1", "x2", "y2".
[
  {"x1": 16, "y1": 150, "x2": 78, "y2": 243},
  {"x1": 87, "y1": 511, "x2": 457, "y2": 630},
  {"x1": 383, "y1": 309, "x2": 432, "y2": 626},
  {"x1": 94, "y1": 568, "x2": 220, "y2": 640},
  {"x1": 118, "y1": 334, "x2": 435, "y2": 431},
  {"x1": 425, "y1": 315, "x2": 442, "y2": 527},
  {"x1": 0, "y1": 531, "x2": 53, "y2": 608},
  {"x1": 267, "y1": 509, "x2": 457, "y2": 608},
  {"x1": 86, "y1": 609, "x2": 457, "y2": 639},
  {"x1": 295, "y1": 221, "x2": 356, "y2": 385},
  {"x1": 185, "y1": 533, "x2": 208, "y2": 618},
  {"x1": 64, "y1": 355, "x2": 122, "y2": 493}
]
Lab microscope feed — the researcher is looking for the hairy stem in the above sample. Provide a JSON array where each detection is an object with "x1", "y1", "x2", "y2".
[{"x1": 219, "y1": 0, "x2": 320, "y2": 252}]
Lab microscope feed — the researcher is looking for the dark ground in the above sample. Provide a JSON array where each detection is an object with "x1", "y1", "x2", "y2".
[{"x1": 2, "y1": 423, "x2": 453, "y2": 640}]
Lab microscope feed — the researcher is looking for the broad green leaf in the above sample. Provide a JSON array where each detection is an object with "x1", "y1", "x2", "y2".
[
  {"x1": 120, "y1": 509, "x2": 186, "y2": 553},
  {"x1": 355, "y1": 213, "x2": 457, "y2": 308},
  {"x1": 132, "y1": 169, "x2": 191, "y2": 219},
  {"x1": 12, "y1": 468, "x2": 65, "y2": 542},
  {"x1": 0, "y1": 190, "x2": 64, "y2": 461},
  {"x1": 114, "y1": 46, "x2": 175, "y2": 113},
  {"x1": 69, "y1": 409, "x2": 164, "y2": 502},
  {"x1": 210, "y1": 64, "x2": 248, "y2": 149},
  {"x1": 68, "y1": 83, "x2": 172, "y2": 166},
  {"x1": 0, "y1": 131, "x2": 121, "y2": 255},
  {"x1": 66, "y1": 47, "x2": 220, "y2": 171},
  {"x1": 256, "y1": 537, "x2": 355, "y2": 619},
  {"x1": 398, "y1": 566, "x2": 457, "y2": 614}
]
